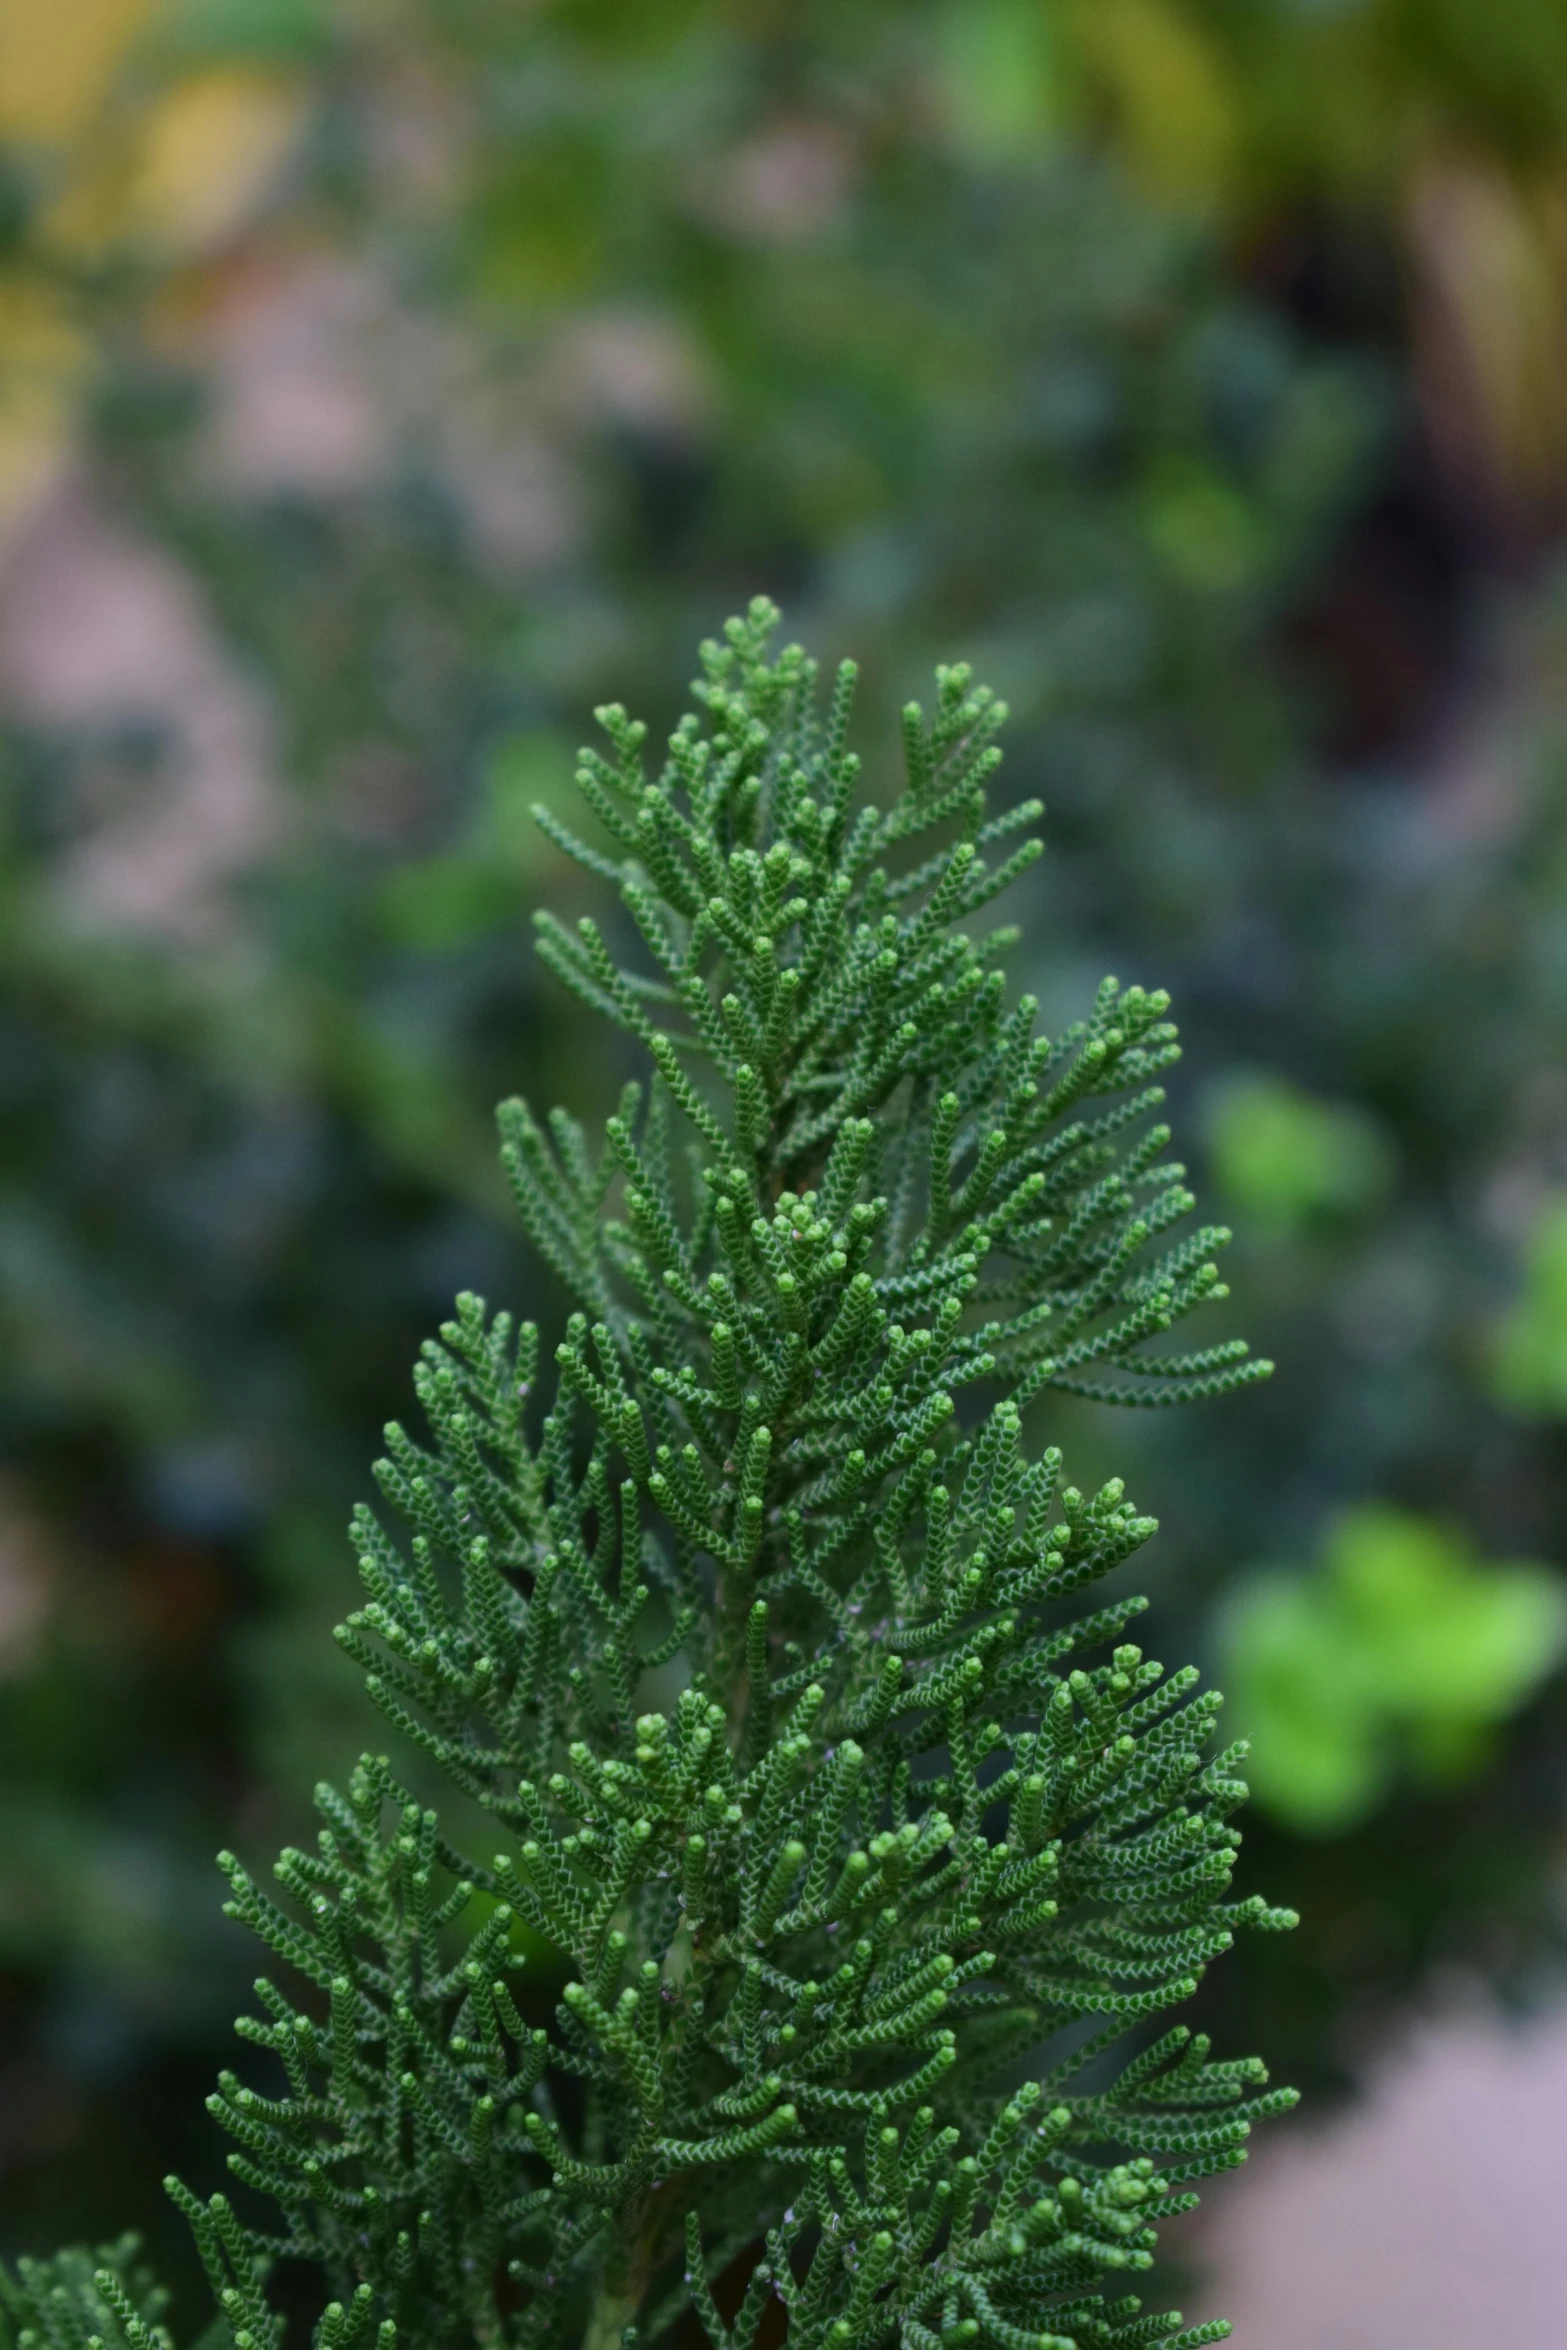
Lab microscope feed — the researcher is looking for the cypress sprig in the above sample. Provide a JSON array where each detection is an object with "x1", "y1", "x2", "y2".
[{"x1": 1, "y1": 601, "x2": 1293, "y2": 2350}]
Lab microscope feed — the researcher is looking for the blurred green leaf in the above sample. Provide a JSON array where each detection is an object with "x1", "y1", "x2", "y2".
[
  {"x1": 1490, "y1": 1194, "x2": 1567, "y2": 1417},
  {"x1": 1221, "y1": 1504, "x2": 1566, "y2": 1833},
  {"x1": 1214, "y1": 1568, "x2": 1385, "y2": 1832},
  {"x1": 155, "y1": 0, "x2": 334, "y2": 66},
  {"x1": 1327, "y1": 1507, "x2": 1562, "y2": 1722},
  {"x1": 1205, "y1": 1071, "x2": 1394, "y2": 1231},
  {"x1": 937, "y1": 0, "x2": 1058, "y2": 162},
  {"x1": 1142, "y1": 456, "x2": 1260, "y2": 590}
]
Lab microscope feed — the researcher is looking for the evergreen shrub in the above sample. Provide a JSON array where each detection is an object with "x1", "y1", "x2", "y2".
[{"x1": 0, "y1": 603, "x2": 1296, "y2": 2350}]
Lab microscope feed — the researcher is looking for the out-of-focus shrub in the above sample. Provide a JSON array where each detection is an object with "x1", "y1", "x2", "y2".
[{"x1": 1052, "y1": 0, "x2": 1567, "y2": 531}]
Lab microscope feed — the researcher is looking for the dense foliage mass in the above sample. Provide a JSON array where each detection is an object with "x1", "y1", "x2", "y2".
[
  {"x1": 6, "y1": 0, "x2": 1567, "y2": 2308},
  {"x1": 0, "y1": 606, "x2": 1294, "y2": 2350}
]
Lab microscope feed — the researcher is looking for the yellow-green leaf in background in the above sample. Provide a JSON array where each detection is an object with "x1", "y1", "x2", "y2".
[
  {"x1": 1220, "y1": 1504, "x2": 1565, "y2": 1834},
  {"x1": 1326, "y1": 1507, "x2": 1562, "y2": 1725},
  {"x1": 1064, "y1": 0, "x2": 1236, "y2": 209},
  {"x1": 1204, "y1": 1070, "x2": 1394, "y2": 1233},
  {"x1": 1141, "y1": 455, "x2": 1260, "y2": 592},
  {"x1": 1214, "y1": 1567, "x2": 1385, "y2": 1833},
  {"x1": 936, "y1": 0, "x2": 1058, "y2": 164}
]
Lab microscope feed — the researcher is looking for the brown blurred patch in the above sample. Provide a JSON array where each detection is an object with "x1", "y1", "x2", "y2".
[{"x1": 122, "y1": 1539, "x2": 230, "y2": 1650}]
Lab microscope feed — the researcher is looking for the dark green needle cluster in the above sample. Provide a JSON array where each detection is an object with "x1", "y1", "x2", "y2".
[{"x1": 0, "y1": 603, "x2": 1293, "y2": 2350}]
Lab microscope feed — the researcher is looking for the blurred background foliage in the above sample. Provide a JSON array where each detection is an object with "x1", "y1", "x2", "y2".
[
  {"x1": 1220, "y1": 1503, "x2": 1565, "y2": 1834},
  {"x1": 3, "y1": 0, "x2": 1567, "y2": 2312}
]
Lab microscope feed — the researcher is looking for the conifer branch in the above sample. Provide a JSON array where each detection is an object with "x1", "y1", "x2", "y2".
[{"x1": 2, "y1": 601, "x2": 1293, "y2": 2350}]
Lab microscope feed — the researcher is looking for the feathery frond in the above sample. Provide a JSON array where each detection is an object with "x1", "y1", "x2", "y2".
[{"x1": 4, "y1": 601, "x2": 1292, "y2": 2350}]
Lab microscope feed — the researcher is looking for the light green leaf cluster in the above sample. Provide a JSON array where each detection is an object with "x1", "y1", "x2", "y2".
[
  {"x1": 1203, "y1": 1074, "x2": 1392, "y2": 1235},
  {"x1": 1221, "y1": 1503, "x2": 1566, "y2": 1832},
  {"x1": 2, "y1": 602, "x2": 1292, "y2": 2350}
]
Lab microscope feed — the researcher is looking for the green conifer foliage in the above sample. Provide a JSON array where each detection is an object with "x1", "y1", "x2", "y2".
[{"x1": 0, "y1": 602, "x2": 1295, "y2": 2350}]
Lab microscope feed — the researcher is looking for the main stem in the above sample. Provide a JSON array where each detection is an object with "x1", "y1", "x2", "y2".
[
  {"x1": 584, "y1": 2279, "x2": 641, "y2": 2350},
  {"x1": 587, "y1": 2178, "x2": 683, "y2": 2350}
]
